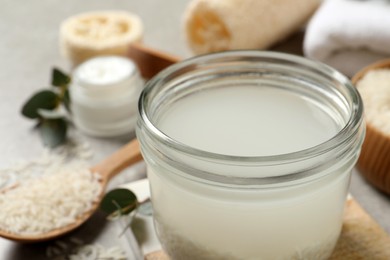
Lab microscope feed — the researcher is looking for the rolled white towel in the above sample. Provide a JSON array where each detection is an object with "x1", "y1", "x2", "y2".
[{"x1": 304, "y1": 0, "x2": 390, "y2": 77}]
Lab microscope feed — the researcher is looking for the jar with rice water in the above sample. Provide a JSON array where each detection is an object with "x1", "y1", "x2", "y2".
[{"x1": 136, "y1": 51, "x2": 365, "y2": 259}]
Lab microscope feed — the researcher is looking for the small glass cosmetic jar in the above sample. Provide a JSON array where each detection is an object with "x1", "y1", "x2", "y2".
[{"x1": 70, "y1": 56, "x2": 143, "y2": 137}]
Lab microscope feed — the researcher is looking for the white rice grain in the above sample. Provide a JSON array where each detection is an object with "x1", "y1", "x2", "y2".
[{"x1": 0, "y1": 163, "x2": 101, "y2": 235}]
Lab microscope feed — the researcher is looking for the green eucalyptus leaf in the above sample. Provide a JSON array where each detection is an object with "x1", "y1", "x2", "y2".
[
  {"x1": 21, "y1": 90, "x2": 59, "y2": 119},
  {"x1": 39, "y1": 118, "x2": 67, "y2": 148},
  {"x1": 51, "y1": 68, "x2": 71, "y2": 87},
  {"x1": 63, "y1": 88, "x2": 71, "y2": 113},
  {"x1": 100, "y1": 188, "x2": 138, "y2": 216}
]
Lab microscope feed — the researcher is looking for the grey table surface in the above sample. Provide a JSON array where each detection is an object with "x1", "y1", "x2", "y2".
[{"x1": 1, "y1": 0, "x2": 390, "y2": 259}]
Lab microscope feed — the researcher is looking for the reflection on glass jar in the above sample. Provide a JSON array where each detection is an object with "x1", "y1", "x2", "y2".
[{"x1": 136, "y1": 51, "x2": 365, "y2": 260}]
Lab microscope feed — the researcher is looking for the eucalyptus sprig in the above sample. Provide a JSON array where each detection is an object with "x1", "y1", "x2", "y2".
[
  {"x1": 21, "y1": 68, "x2": 72, "y2": 148},
  {"x1": 100, "y1": 188, "x2": 152, "y2": 234}
]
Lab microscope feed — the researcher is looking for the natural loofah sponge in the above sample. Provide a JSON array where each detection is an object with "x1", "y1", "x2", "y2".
[
  {"x1": 60, "y1": 11, "x2": 143, "y2": 66},
  {"x1": 183, "y1": 0, "x2": 320, "y2": 55}
]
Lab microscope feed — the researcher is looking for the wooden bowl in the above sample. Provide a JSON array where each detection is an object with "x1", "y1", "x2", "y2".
[{"x1": 352, "y1": 59, "x2": 390, "y2": 194}]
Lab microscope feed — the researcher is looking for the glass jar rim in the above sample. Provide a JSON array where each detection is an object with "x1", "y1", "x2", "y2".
[{"x1": 138, "y1": 50, "x2": 364, "y2": 164}]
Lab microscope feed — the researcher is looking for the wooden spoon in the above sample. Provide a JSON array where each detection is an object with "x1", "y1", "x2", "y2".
[{"x1": 0, "y1": 138, "x2": 143, "y2": 243}]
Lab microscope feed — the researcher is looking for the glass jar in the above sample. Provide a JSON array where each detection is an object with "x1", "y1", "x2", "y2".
[
  {"x1": 136, "y1": 51, "x2": 365, "y2": 260},
  {"x1": 70, "y1": 56, "x2": 143, "y2": 137}
]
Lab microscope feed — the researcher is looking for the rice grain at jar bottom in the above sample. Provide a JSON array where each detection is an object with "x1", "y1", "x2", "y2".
[{"x1": 136, "y1": 51, "x2": 365, "y2": 260}]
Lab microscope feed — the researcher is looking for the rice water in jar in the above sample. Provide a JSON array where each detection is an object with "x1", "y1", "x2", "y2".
[{"x1": 136, "y1": 51, "x2": 365, "y2": 260}]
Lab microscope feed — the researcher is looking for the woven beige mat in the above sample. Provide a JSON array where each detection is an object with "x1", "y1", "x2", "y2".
[{"x1": 145, "y1": 198, "x2": 390, "y2": 260}]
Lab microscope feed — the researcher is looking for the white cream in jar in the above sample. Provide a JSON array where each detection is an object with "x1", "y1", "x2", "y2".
[
  {"x1": 70, "y1": 56, "x2": 143, "y2": 137},
  {"x1": 137, "y1": 51, "x2": 365, "y2": 259}
]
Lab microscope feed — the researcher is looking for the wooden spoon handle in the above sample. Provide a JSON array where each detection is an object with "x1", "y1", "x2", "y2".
[
  {"x1": 92, "y1": 139, "x2": 143, "y2": 181},
  {"x1": 127, "y1": 43, "x2": 180, "y2": 79}
]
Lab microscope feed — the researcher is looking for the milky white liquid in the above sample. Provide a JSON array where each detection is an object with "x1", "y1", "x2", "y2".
[
  {"x1": 147, "y1": 86, "x2": 352, "y2": 259},
  {"x1": 159, "y1": 86, "x2": 340, "y2": 156}
]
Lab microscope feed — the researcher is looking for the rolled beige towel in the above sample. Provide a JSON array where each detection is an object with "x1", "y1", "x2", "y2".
[{"x1": 183, "y1": 0, "x2": 320, "y2": 55}]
